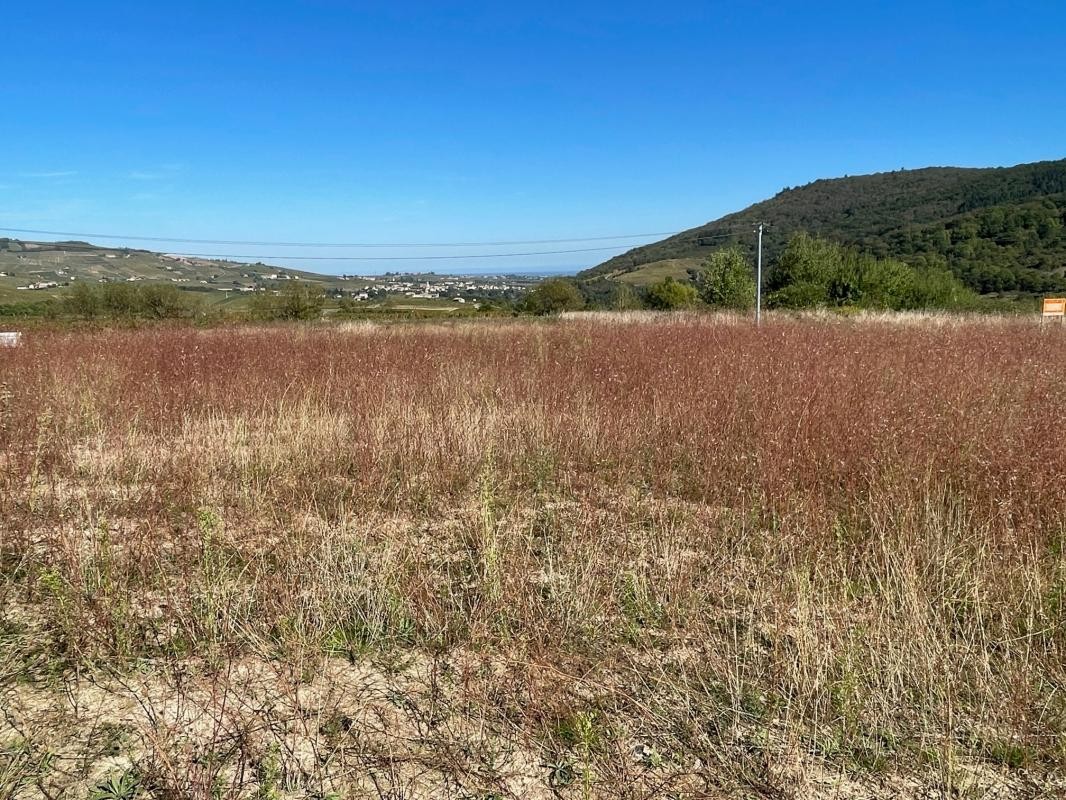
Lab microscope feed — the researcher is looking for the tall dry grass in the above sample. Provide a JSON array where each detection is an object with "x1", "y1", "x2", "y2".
[{"x1": 1, "y1": 316, "x2": 1064, "y2": 798}]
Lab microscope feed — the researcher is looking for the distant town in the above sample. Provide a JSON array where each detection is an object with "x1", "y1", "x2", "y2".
[
  {"x1": 15, "y1": 266, "x2": 533, "y2": 303},
  {"x1": 1, "y1": 240, "x2": 543, "y2": 306}
]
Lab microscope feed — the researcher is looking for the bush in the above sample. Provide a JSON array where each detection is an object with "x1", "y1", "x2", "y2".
[
  {"x1": 571, "y1": 278, "x2": 645, "y2": 311},
  {"x1": 0, "y1": 300, "x2": 52, "y2": 317},
  {"x1": 767, "y1": 280, "x2": 828, "y2": 309},
  {"x1": 250, "y1": 282, "x2": 325, "y2": 320},
  {"x1": 138, "y1": 284, "x2": 195, "y2": 319},
  {"x1": 766, "y1": 232, "x2": 845, "y2": 295},
  {"x1": 907, "y1": 264, "x2": 980, "y2": 309},
  {"x1": 645, "y1": 277, "x2": 699, "y2": 310},
  {"x1": 523, "y1": 279, "x2": 585, "y2": 315},
  {"x1": 60, "y1": 282, "x2": 201, "y2": 319}
]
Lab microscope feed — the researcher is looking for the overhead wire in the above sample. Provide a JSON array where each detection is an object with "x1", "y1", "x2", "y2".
[
  {"x1": 0, "y1": 226, "x2": 682, "y2": 248},
  {"x1": 0, "y1": 225, "x2": 756, "y2": 263}
]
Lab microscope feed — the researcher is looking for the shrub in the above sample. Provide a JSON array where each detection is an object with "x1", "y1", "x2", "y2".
[
  {"x1": 767, "y1": 280, "x2": 828, "y2": 309},
  {"x1": 766, "y1": 232, "x2": 845, "y2": 295},
  {"x1": 60, "y1": 282, "x2": 200, "y2": 319},
  {"x1": 645, "y1": 277, "x2": 699, "y2": 310},
  {"x1": 0, "y1": 300, "x2": 54, "y2": 317},
  {"x1": 250, "y1": 282, "x2": 325, "y2": 320},
  {"x1": 523, "y1": 279, "x2": 585, "y2": 315},
  {"x1": 137, "y1": 284, "x2": 195, "y2": 319}
]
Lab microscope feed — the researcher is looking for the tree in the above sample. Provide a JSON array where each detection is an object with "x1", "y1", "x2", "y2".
[
  {"x1": 645, "y1": 277, "x2": 699, "y2": 310},
  {"x1": 767, "y1": 233, "x2": 866, "y2": 308},
  {"x1": 766, "y1": 232, "x2": 843, "y2": 298},
  {"x1": 907, "y1": 263, "x2": 977, "y2": 309},
  {"x1": 695, "y1": 248, "x2": 756, "y2": 310},
  {"x1": 523, "y1": 279, "x2": 585, "y2": 315},
  {"x1": 607, "y1": 282, "x2": 644, "y2": 310},
  {"x1": 852, "y1": 257, "x2": 914, "y2": 309}
]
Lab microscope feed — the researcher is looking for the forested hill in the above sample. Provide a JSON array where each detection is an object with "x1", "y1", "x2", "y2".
[{"x1": 582, "y1": 159, "x2": 1066, "y2": 293}]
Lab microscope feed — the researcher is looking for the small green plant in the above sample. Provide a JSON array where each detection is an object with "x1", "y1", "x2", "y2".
[
  {"x1": 197, "y1": 507, "x2": 223, "y2": 555},
  {"x1": 545, "y1": 758, "x2": 575, "y2": 788},
  {"x1": 982, "y1": 737, "x2": 1034, "y2": 769},
  {"x1": 88, "y1": 769, "x2": 140, "y2": 800},
  {"x1": 618, "y1": 570, "x2": 664, "y2": 634},
  {"x1": 256, "y1": 744, "x2": 282, "y2": 799},
  {"x1": 553, "y1": 711, "x2": 599, "y2": 799},
  {"x1": 194, "y1": 506, "x2": 229, "y2": 647}
]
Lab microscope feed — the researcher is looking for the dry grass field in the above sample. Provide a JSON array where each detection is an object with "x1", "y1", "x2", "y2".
[{"x1": 2, "y1": 314, "x2": 1065, "y2": 799}]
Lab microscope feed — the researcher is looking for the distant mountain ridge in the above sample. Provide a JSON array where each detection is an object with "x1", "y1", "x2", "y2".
[{"x1": 581, "y1": 158, "x2": 1066, "y2": 293}]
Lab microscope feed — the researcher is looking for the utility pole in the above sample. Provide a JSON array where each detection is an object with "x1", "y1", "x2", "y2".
[{"x1": 755, "y1": 222, "x2": 765, "y2": 325}]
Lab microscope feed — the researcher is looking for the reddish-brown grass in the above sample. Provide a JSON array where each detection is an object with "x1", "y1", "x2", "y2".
[{"x1": 1, "y1": 315, "x2": 1064, "y2": 798}]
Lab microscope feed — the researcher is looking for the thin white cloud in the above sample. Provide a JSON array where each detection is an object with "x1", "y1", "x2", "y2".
[
  {"x1": 129, "y1": 164, "x2": 184, "y2": 181},
  {"x1": 20, "y1": 170, "x2": 78, "y2": 178}
]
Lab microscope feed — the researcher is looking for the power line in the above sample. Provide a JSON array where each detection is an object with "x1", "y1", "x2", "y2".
[
  {"x1": 0, "y1": 224, "x2": 759, "y2": 249},
  {"x1": 0, "y1": 224, "x2": 757, "y2": 264},
  {"x1": 0, "y1": 226, "x2": 684, "y2": 248},
  {"x1": 151, "y1": 229, "x2": 754, "y2": 262},
  {"x1": 165, "y1": 245, "x2": 640, "y2": 262}
]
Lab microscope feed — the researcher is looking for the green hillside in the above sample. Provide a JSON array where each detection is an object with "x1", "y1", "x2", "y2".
[
  {"x1": 582, "y1": 158, "x2": 1066, "y2": 293},
  {"x1": 0, "y1": 238, "x2": 342, "y2": 306}
]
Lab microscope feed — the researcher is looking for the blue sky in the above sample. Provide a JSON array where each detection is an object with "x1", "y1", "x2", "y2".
[{"x1": 2, "y1": 1, "x2": 1064, "y2": 274}]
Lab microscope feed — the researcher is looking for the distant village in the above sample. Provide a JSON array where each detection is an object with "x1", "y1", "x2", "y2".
[
  {"x1": 8, "y1": 250, "x2": 535, "y2": 303},
  {"x1": 331, "y1": 274, "x2": 529, "y2": 303}
]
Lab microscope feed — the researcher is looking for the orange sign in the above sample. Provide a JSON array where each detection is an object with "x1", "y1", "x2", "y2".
[{"x1": 1043, "y1": 298, "x2": 1066, "y2": 317}]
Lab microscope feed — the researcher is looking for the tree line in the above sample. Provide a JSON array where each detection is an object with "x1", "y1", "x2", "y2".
[
  {"x1": 526, "y1": 232, "x2": 987, "y2": 314},
  {"x1": 35, "y1": 281, "x2": 329, "y2": 321}
]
